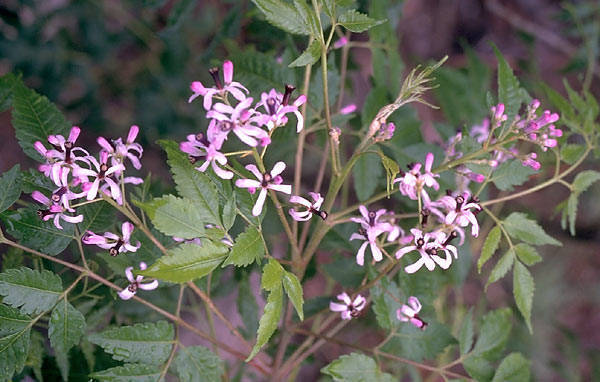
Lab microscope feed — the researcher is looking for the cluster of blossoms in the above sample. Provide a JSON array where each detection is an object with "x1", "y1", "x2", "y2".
[
  {"x1": 329, "y1": 293, "x2": 426, "y2": 330},
  {"x1": 182, "y1": 60, "x2": 313, "y2": 216},
  {"x1": 32, "y1": 125, "x2": 158, "y2": 299},
  {"x1": 447, "y1": 101, "x2": 562, "y2": 192}
]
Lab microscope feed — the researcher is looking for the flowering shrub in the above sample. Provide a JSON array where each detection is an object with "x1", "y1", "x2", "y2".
[{"x1": 1, "y1": 1, "x2": 599, "y2": 381}]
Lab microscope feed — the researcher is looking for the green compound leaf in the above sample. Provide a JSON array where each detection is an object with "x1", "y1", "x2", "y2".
[
  {"x1": 251, "y1": 0, "x2": 311, "y2": 36},
  {"x1": 491, "y1": 352, "x2": 531, "y2": 382},
  {"x1": 90, "y1": 363, "x2": 161, "y2": 381},
  {"x1": 283, "y1": 271, "x2": 304, "y2": 321},
  {"x1": 493, "y1": 46, "x2": 527, "y2": 122},
  {"x1": 0, "y1": 267, "x2": 63, "y2": 314},
  {"x1": 513, "y1": 261, "x2": 535, "y2": 333},
  {"x1": 472, "y1": 308, "x2": 512, "y2": 360},
  {"x1": 0, "y1": 165, "x2": 22, "y2": 214},
  {"x1": 492, "y1": 160, "x2": 535, "y2": 191},
  {"x1": 289, "y1": 40, "x2": 321, "y2": 67},
  {"x1": 478, "y1": 226, "x2": 501, "y2": 273},
  {"x1": 174, "y1": 345, "x2": 225, "y2": 382},
  {"x1": 246, "y1": 285, "x2": 282, "y2": 361},
  {"x1": 514, "y1": 243, "x2": 542, "y2": 266},
  {"x1": 486, "y1": 248, "x2": 515, "y2": 287},
  {"x1": 459, "y1": 308, "x2": 475, "y2": 355},
  {"x1": 159, "y1": 140, "x2": 221, "y2": 227},
  {"x1": 78, "y1": 201, "x2": 116, "y2": 233},
  {"x1": 88, "y1": 321, "x2": 175, "y2": 364},
  {"x1": 222, "y1": 226, "x2": 264, "y2": 267},
  {"x1": 503, "y1": 212, "x2": 561, "y2": 246},
  {"x1": 140, "y1": 242, "x2": 229, "y2": 283},
  {"x1": 49, "y1": 299, "x2": 86, "y2": 381},
  {"x1": 321, "y1": 352, "x2": 395, "y2": 382},
  {"x1": 237, "y1": 276, "x2": 259, "y2": 339},
  {"x1": 337, "y1": 9, "x2": 386, "y2": 32},
  {"x1": 0, "y1": 304, "x2": 32, "y2": 379},
  {"x1": 381, "y1": 322, "x2": 456, "y2": 362},
  {"x1": 572, "y1": 170, "x2": 600, "y2": 193},
  {"x1": 150, "y1": 195, "x2": 208, "y2": 239},
  {"x1": 11, "y1": 77, "x2": 70, "y2": 161},
  {"x1": 261, "y1": 258, "x2": 284, "y2": 292},
  {"x1": 464, "y1": 354, "x2": 495, "y2": 382},
  {"x1": 25, "y1": 330, "x2": 44, "y2": 382},
  {"x1": 1, "y1": 207, "x2": 75, "y2": 256}
]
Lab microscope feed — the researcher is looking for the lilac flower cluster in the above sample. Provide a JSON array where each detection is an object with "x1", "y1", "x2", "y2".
[
  {"x1": 447, "y1": 101, "x2": 563, "y2": 192},
  {"x1": 33, "y1": 125, "x2": 158, "y2": 299},
  {"x1": 32, "y1": 125, "x2": 143, "y2": 229},
  {"x1": 182, "y1": 60, "x2": 308, "y2": 216}
]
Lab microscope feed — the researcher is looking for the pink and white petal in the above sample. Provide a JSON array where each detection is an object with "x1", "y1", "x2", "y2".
[
  {"x1": 31, "y1": 191, "x2": 50, "y2": 205},
  {"x1": 444, "y1": 211, "x2": 458, "y2": 225},
  {"x1": 212, "y1": 161, "x2": 233, "y2": 179},
  {"x1": 337, "y1": 292, "x2": 351, "y2": 305},
  {"x1": 124, "y1": 242, "x2": 141, "y2": 253},
  {"x1": 127, "y1": 125, "x2": 139, "y2": 143},
  {"x1": 124, "y1": 266, "x2": 135, "y2": 283},
  {"x1": 358, "y1": 205, "x2": 369, "y2": 220},
  {"x1": 86, "y1": 179, "x2": 100, "y2": 200},
  {"x1": 223, "y1": 60, "x2": 234, "y2": 84},
  {"x1": 97, "y1": 137, "x2": 114, "y2": 152},
  {"x1": 395, "y1": 245, "x2": 416, "y2": 259},
  {"x1": 235, "y1": 179, "x2": 261, "y2": 189},
  {"x1": 401, "y1": 304, "x2": 417, "y2": 318},
  {"x1": 139, "y1": 280, "x2": 159, "y2": 291},
  {"x1": 290, "y1": 195, "x2": 311, "y2": 207},
  {"x1": 268, "y1": 184, "x2": 291, "y2": 194},
  {"x1": 118, "y1": 288, "x2": 136, "y2": 300},
  {"x1": 270, "y1": 161, "x2": 286, "y2": 177},
  {"x1": 330, "y1": 302, "x2": 348, "y2": 312},
  {"x1": 370, "y1": 242, "x2": 383, "y2": 262},
  {"x1": 349, "y1": 233, "x2": 366, "y2": 241},
  {"x1": 227, "y1": 86, "x2": 247, "y2": 102},
  {"x1": 62, "y1": 214, "x2": 84, "y2": 224},
  {"x1": 425, "y1": 152, "x2": 434, "y2": 172},
  {"x1": 245, "y1": 164, "x2": 263, "y2": 180},
  {"x1": 466, "y1": 213, "x2": 480, "y2": 237},
  {"x1": 139, "y1": 262, "x2": 148, "y2": 270},
  {"x1": 252, "y1": 188, "x2": 268, "y2": 216},
  {"x1": 353, "y1": 295, "x2": 366, "y2": 310},
  {"x1": 121, "y1": 222, "x2": 134, "y2": 241},
  {"x1": 289, "y1": 209, "x2": 311, "y2": 221},
  {"x1": 53, "y1": 215, "x2": 63, "y2": 230},
  {"x1": 341, "y1": 311, "x2": 352, "y2": 320},
  {"x1": 293, "y1": 110, "x2": 304, "y2": 132},
  {"x1": 126, "y1": 154, "x2": 142, "y2": 170},
  {"x1": 407, "y1": 297, "x2": 421, "y2": 312},
  {"x1": 104, "y1": 177, "x2": 122, "y2": 204},
  {"x1": 355, "y1": 241, "x2": 368, "y2": 266},
  {"x1": 404, "y1": 258, "x2": 425, "y2": 274}
]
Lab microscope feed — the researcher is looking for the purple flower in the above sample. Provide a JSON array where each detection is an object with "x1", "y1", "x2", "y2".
[
  {"x1": 521, "y1": 152, "x2": 541, "y2": 171},
  {"x1": 433, "y1": 193, "x2": 481, "y2": 237},
  {"x1": 349, "y1": 206, "x2": 396, "y2": 266},
  {"x1": 207, "y1": 97, "x2": 270, "y2": 148},
  {"x1": 180, "y1": 133, "x2": 233, "y2": 179},
  {"x1": 330, "y1": 292, "x2": 366, "y2": 320},
  {"x1": 32, "y1": 190, "x2": 83, "y2": 230},
  {"x1": 333, "y1": 36, "x2": 349, "y2": 49},
  {"x1": 339, "y1": 103, "x2": 356, "y2": 114},
  {"x1": 34, "y1": 126, "x2": 90, "y2": 186},
  {"x1": 235, "y1": 162, "x2": 292, "y2": 216},
  {"x1": 256, "y1": 85, "x2": 307, "y2": 132},
  {"x1": 397, "y1": 296, "x2": 427, "y2": 330},
  {"x1": 395, "y1": 228, "x2": 438, "y2": 273},
  {"x1": 188, "y1": 60, "x2": 248, "y2": 110},
  {"x1": 118, "y1": 262, "x2": 158, "y2": 300},
  {"x1": 393, "y1": 153, "x2": 439, "y2": 201},
  {"x1": 74, "y1": 151, "x2": 125, "y2": 203},
  {"x1": 82, "y1": 221, "x2": 141, "y2": 256},
  {"x1": 289, "y1": 192, "x2": 327, "y2": 221},
  {"x1": 375, "y1": 122, "x2": 395, "y2": 141},
  {"x1": 97, "y1": 125, "x2": 144, "y2": 170}
]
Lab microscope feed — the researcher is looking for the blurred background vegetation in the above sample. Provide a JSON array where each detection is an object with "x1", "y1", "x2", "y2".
[{"x1": 1, "y1": 0, "x2": 600, "y2": 380}]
